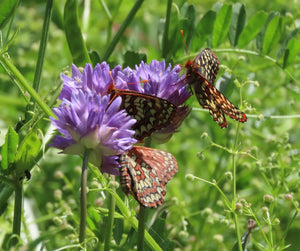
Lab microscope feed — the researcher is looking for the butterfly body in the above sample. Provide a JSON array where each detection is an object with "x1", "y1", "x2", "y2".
[
  {"x1": 185, "y1": 48, "x2": 247, "y2": 128},
  {"x1": 119, "y1": 146, "x2": 178, "y2": 208}
]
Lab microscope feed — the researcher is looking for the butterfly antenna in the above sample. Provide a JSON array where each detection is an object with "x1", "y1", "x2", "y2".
[{"x1": 180, "y1": 30, "x2": 190, "y2": 57}]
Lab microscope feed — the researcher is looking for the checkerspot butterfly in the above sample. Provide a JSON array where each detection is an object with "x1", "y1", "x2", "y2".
[
  {"x1": 184, "y1": 48, "x2": 247, "y2": 128},
  {"x1": 107, "y1": 83, "x2": 177, "y2": 140},
  {"x1": 119, "y1": 146, "x2": 178, "y2": 208}
]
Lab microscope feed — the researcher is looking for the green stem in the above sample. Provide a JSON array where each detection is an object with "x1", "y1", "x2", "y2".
[
  {"x1": 232, "y1": 124, "x2": 243, "y2": 251},
  {"x1": 162, "y1": 0, "x2": 172, "y2": 58},
  {"x1": 100, "y1": 0, "x2": 112, "y2": 21},
  {"x1": 104, "y1": 177, "x2": 116, "y2": 251},
  {"x1": 105, "y1": 187, "x2": 162, "y2": 251},
  {"x1": 234, "y1": 213, "x2": 242, "y2": 251},
  {"x1": 32, "y1": 0, "x2": 53, "y2": 93},
  {"x1": 79, "y1": 151, "x2": 89, "y2": 244},
  {"x1": 102, "y1": 0, "x2": 144, "y2": 61},
  {"x1": 232, "y1": 151, "x2": 237, "y2": 203},
  {"x1": 191, "y1": 175, "x2": 231, "y2": 209},
  {"x1": 28, "y1": 0, "x2": 53, "y2": 119},
  {"x1": 0, "y1": 54, "x2": 54, "y2": 118},
  {"x1": 11, "y1": 180, "x2": 23, "y2": 246},
  {"x1": 247, "y1": 207, "x2": 272, "y2": 247},
  {"x1": 136, "y1": 138, "x2": 150, "y2": 250},
  {"x1": 137, "y1": 205, "x2": 147, "y2": 251}
]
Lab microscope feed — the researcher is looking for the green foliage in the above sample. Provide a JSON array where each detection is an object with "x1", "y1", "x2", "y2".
[
  {"x1": 14, "y1": 130, "x2": 42, "y2": 177},
  {"x1": 0, "y1": 0, "x2": 18, "y2": 29},
  {"x1": 64, "y1": 0, "x2": 91, "y2": 66},
  {"x1": 237, "y1": 11, "x2": 268, "y2": 48},
  {"x1": 0, "y1": 0, "x2": 299, "y2": 250},
  {"x1": 191, "y1": 10, "x2": 216, "y2": 51},
  {"x1": 0, "y1": 126, "x2": 18, "y2": 170},
  {"x1": 212, "y1": 4, "x2": 232, "y2": 48},
  {"x1": 228, "y1": 3, "x2": 246, "y2": 47}
]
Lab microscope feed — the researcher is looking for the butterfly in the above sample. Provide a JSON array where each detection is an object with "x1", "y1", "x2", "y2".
[
  {"x1": 184, "y1": 48, "x2": 247, "y2": 128},
  {"x1": 107, "y1": 83, "x2": 177, "y2": 140},
  {"x1": 119, "y1": 146, "x2": 178, "y2": 208}
]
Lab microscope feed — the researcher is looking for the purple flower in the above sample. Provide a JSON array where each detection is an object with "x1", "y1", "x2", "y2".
[
  {"x1": 135, "y1": 60, "x2": 190, "y2": 106},
  {"x1": 59, "y1": 62, "x2": 122, "y2": 101},
  {"x1": 51, "y1": 66, "x2": 137, "y2": 175}
]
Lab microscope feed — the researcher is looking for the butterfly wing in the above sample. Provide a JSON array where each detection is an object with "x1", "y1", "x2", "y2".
[
  {"x1": 131, "y1": 146, "x2": 178, "y2": 184},
  {"x1": 185, "y1": 48, "x2": 247, "y2": 128},
  {"x1": 191, "y1": 79, "x2": 247, "y2": 128},
  {"x1": 119, "y1": 146, "x2": 178, "y2": 208},
  {"x1": 114, "y1": 90, "x2": 177, "y2": 141},
  {"x1": 192, "y1": 48, "x2": 219, "y2": 85}
]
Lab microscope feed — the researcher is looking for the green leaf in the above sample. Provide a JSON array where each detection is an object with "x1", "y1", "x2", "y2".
[
  {"x1": 212, "y1": 4, "x2": 233, "y2": 48},
  {"x1": 191, "y1": 10, "x2": 216, "y2": 51},
  {"x1": 14, "y1": 131, "x2": 41, "y2": 177},
  {"x1": 256, "y1": 12, "x2": 278, "y2": 52},
  {"x1": 277, "y1": 28, "x2": 300, "y2": 59},
  {"x1": 0, "y1": 126, "x2": 19, "y2": 170},
  {"x1": 262, "y1": 15, "x2": 282, "y2": 54},
  {"x1": 228, "y1": 3, "x2": 246, "y2": 47},
  {"x1": 64, "y1": 0, "x2": 91, "y2": 66},
  {"x1": 283, "y1": 38, "x2": 300, "y2": 68},
  {"x1": 238, "y1": 11, "x2": 268, "y2": 48},
  {"x1": 123, "y1": 51, "x2": 147, "y2": 68},
  {"x1": 0, "y1": 0, "x2": 18, "y2": 29}
]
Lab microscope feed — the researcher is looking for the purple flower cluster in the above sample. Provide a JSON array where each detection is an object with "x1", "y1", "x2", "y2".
[{"x1": 51, "y1": 60, "x2": 190, "y2": 174}]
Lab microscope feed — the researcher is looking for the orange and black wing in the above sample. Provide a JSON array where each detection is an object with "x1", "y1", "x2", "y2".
[{"x1": 119, "y1": 146, "x2": 178, "y2": 208}]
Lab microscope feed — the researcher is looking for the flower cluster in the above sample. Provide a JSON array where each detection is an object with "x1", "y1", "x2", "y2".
[
  {"x1": 51, "y1": 60, "x2": 190, "y2": 174},
  {"x1": 51, "y1": 64, "x2": 137, "y2": 175}
]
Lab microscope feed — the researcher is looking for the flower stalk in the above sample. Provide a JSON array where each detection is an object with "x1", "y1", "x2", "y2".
[
  {"x1": 137, "y1": 205, "x2": 147, "y2": 251},
  {"x1": 232, "y1": 123, "x2": 243, "y2": 251},
  {"x1": 11, "y1": 179, "x2": 23, "y2": 246},
  {"x1": 79, "y1": 150, "x2": 90, "y2": 244},
  {"x1": 104, "y1": 178, "x2": 116, "y2": 251}
]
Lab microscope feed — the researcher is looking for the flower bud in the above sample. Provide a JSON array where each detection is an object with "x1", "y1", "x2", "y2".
[
  {"x1": 196, "y1": 152, "x2": 205, "y2": 160},
  {"x1": 213, "y1": 234, "x2": 224, "y2": 243},
  {"x1": 263, "y1": 194, "x2": 274, "y2": 203},
  {"x1": 179, "y1": 230, "x2": 189, "y2": 239},
  {"x1": 284, "y1": 194, "x2": 293, "y2": 201},
  {"x1": 54, "y1": 171, "x2": 64, "y2": 179},
  {"x1": 201, "y1": 132, "x2": 208, "y2": 139},
  {"x1": 54, "y1": 189, "x2": 62, "y2": 200},
  {"x1": 185, "y1": 174, "x2": 194, "y2": 181},
  {"x1": 225, "y1": 171, "x2": 233, "y2": 180}
]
